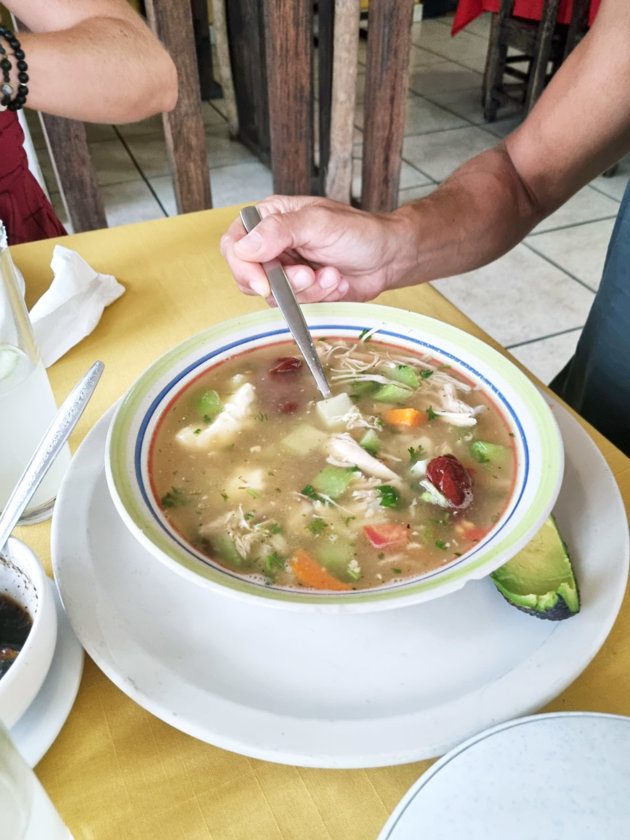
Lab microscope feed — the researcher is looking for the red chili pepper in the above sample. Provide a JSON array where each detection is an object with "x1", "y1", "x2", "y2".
[
  {"x1": 426, "y1": 454, "x2": 473, "y2": 510},
  {"x1": 269, "y1": 357, "x2": 303, "y2": 375}
]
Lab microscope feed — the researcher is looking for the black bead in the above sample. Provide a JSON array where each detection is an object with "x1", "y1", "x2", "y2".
[
  {"x1": 13, "y1": 49, "x2": 24, "y2": 60},
  {"x1": 0, "y1": 58, "x2": 10, "y2": 71},
  {"x1": 17, "y1": 71, "x2": 28, "y2": 83},
  {"x1": 17, "y1": 59, "x2": 27, "y2": 71}
]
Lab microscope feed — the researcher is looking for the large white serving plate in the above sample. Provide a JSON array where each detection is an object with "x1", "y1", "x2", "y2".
[
  {"x1": 378, "y1": 712, "x2": 630, "y2": 838},
  {"x1": 51, "y1": 399, "x2": 628, "y2": 768}
]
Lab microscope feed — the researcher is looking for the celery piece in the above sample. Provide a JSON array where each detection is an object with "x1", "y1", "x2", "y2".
[
  {"x1": 469, "y1": 440, "x2": 509, "y2": 466},
  {"x1": 386, "y1": 364, "x2": 419, "y2": 388},
  {"x1": 372, "y1": 383, "x2": 410, "y2": 404},
  {"x1": 212, "y1": 534, "x2": 249, "y2": 568},
  {"x1": 359, "y1": 429, "x2": 381, "y2": 455},
  {"x1": 194, "y1": 388, "x2": 223, "y2": 421},
  {"x1": 312, "y1": 465, "x2": 357, "y2": 499},
  {"x1": 316, "y1": 541, "x2": 359, "y2": 581}
]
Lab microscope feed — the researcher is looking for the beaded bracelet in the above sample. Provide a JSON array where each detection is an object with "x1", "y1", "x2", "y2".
[{"x1": 0, "y1": 25, "x2": 28, "y2": 111}]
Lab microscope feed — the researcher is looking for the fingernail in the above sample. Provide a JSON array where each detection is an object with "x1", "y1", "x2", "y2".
[
  {"x1": 337, "y1": 279, "x2": 349, "y2": 297},
  {"x1": 320, "y1": 268, "x2": 338, "y2": 290},
  {"x1": 251, "y1": 277, "x2": 270, "y2": 297},
  {"x1": 237, "y1": 231, "x2": 263, "y2": 254},
  {"x1": 292, "y1": 269, "x2": 311, "y2": 291}
]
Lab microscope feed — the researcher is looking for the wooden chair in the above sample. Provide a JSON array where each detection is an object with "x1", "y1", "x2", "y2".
[{"x1": 482, "y1": 0, "x2": 591, "y2": 122}]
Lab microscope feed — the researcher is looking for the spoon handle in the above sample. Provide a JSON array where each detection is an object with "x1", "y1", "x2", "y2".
[
  {"x1": 0, "y1": 360, "x2": 104, "y2": 552},
  {"x1": 239, "y1": 206, "x2": 332, "y2": 399}
]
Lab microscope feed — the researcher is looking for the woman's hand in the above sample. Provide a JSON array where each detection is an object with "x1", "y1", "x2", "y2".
[{"x1": 220, "y1": 195, "x2": 414, "y2": 304}]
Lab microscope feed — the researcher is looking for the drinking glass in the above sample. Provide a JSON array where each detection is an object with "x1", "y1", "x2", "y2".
[
  {"x1": 0, "y1": 222, "x2": 71, "y2": 524},
  {"x1": 0, "y1": 722, "x2": 73, "y2": 839}
]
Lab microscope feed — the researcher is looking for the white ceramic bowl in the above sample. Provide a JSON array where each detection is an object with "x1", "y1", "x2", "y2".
[
  {"x1": 105, "y1": 303, "x2": 564, "y2": 612},
  {"x1": 0, "y1": 537, "x2": 57, "y2": 728}
]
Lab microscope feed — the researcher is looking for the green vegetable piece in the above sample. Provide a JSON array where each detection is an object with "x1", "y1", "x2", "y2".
[
  {"x1": 350, "y1": 379, "x2": 379, "y2": 397},
  {"x1": 212, "y1": 534, "x2": 249, "y2": 569},
  {"x1": 316, "y1": 541, "x2": 359, "y2": 582},
  {"x1": 372, "y1": 383, "x2": 410, "y2": 404},
  {"x1": 194, "y1": 389, "x2": 223, "y2": 421},
  {"x1": 386, "y1": 364, "x2": 419, "y2": 388},
  {"x1": 378, "y1": 485, "x2": 400, "y2": 508},
  {"x1": 312, "y1": 465, "x2": 357, "y2": 499},
  {"x1": 359, "y1": 429, "x2": 381, "y2": 455},
  {"x1": 470, "y1": 440, "x2": 509, "y2": 466},
  {"x1": 491, "y1": 515, "x2": 580, "y2": 620}
]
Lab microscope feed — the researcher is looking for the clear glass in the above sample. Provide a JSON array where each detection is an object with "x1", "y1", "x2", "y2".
[
  {"x1": 0, "y1": 722, "x2": 74, "y2": 839},
  {"x1": 0, "y1": 223, "x2": 71, "y2": 524}
]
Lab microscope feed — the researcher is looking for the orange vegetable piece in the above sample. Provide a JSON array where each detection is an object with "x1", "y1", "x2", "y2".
[
  {"x1": 289, "y1": 549, "x2": 351, "y2": 591},
  {"x1": 385, "y1": 408, "x2": 424, "y2": 428}
]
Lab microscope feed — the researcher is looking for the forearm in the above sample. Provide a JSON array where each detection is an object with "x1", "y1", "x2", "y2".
[
  {"x1": 3, "y1": 2, "x2": 176, "y2": 122},
  {"x1": 389, "y1": 142, "x2": 544, "y2": 286}
]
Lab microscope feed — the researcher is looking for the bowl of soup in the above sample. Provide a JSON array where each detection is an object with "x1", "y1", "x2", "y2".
[
  {"x1": 0, "y1": 537, "x2": 57, "y2": 728},
  {"x1": 105, "y1": 303, "x2": 563, "y2": 612}
]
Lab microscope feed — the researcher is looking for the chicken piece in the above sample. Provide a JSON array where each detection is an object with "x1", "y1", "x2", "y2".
[
  {"x1": 176, "y1": 382, "x2": 257, "y2": 449},
  {"x1": 326, "y1": 433, "x2": 399, "y2": 481}
]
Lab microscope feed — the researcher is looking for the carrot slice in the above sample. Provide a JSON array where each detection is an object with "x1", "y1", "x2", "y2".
[
  {"x1": 289, "y1": 549, "x2": 351, "y2": 591},
  {"x1": 385, "y1": 408, "x2": 424, "y2": 428}
]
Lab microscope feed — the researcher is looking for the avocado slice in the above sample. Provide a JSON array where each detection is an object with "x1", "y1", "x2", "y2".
[{"x1": 491, "y1": 515, "x2": 580, "y2": 621}]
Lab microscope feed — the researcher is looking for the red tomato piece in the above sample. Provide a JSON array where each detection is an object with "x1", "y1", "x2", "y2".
[
  {"x1": 363, "y1": 522, "x2": 409, "y2": 548},
  {"x1": 269, "y1": 357, "x2": 303, "y2": 375},
  {"x1": 426, "y1": 454, "x2": 473, "y2": 510}
]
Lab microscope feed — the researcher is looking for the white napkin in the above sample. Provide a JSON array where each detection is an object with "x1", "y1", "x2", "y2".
[{"x1": 28, "y1": 245, "x2": 125, "y2": 367}]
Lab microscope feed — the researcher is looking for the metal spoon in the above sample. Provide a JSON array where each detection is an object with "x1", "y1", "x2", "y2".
[
  {"x1": 0, "y1": 360, "x2": 104, "y2": 554},
  {"x1": 240, "y1": 206, "x2": 332, "y2": 399}
]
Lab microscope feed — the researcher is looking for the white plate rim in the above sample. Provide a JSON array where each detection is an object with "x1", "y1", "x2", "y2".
[
  {"x1": 51, "y1": 399, "x2": 629, "y2": 768},
  {"x1": 377, "y1": 711, "x2": 630, "y2": 839}
]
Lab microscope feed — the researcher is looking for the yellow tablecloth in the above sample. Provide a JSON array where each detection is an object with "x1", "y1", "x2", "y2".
[{"x1": 10, "y1": 207, "x2": 630, "y2": 840}]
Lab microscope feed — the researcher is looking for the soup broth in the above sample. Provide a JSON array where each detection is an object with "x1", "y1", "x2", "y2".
[{"x1": 150, "y1": 336, "x2": 517, "y2": 592}]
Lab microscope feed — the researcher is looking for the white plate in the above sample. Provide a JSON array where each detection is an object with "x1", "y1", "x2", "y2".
[
  {"x1": 50, "y1": 400, "x2": 628, "y2": 769},
  {"x1": 378, "y1": 712, "x2": 630, "y2": 838},
  {"x1": 10, "y1": 581, "x2": 84, "y2": 767}
]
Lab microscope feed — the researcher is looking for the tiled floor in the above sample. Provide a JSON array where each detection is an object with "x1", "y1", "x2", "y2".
[{"x1": 27, "y1": 12, "x2": 629, "y2": 387}]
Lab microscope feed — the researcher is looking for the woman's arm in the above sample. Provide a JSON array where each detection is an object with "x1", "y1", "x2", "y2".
[
  {"x1": 2, "y1": 0, "x2": 177, "y2": 122},
  {"x1": 221, "y1": 0, "x2": 630, "y2": 302}
]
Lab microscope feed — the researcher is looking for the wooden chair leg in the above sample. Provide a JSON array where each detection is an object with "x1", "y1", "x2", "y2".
[
  {"x1": 145, "y1": 0, "x2": 212, "y2": 213},
  {"x1": 361, "y1": 0, "x2": 415, "y2": 212},
  {"x1": 324, "y1": 0, "x2": 360, "y2": 204},
  {"x1": 482, "y1": 0, "x2": 515, "y2": 122},
  {"x1": 524, "y1": 0, "x2": 561, "y2": 112},
  {"x1": 262, "y1": 0, "x2": 314, "y2": 195},
  {"x1": 212, "y1": 0, "x2": 240, "y2": 138},
  {"x1": 39, "y1": 114, "x2": 108, "y2": 233}
]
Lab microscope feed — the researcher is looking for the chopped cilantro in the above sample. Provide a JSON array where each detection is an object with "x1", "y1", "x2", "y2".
[
  {"x1": 244, "y1": 511, "x2": 255, "y2": 521},
  {"x1": 161, "y1": 487, "x2": 189, "y2": 508},
  {"x1": 308, "y1": 517, "x2": 328, "y2": 535},
  {"x1": 435, "y1": 540, "x2": 447, "y2": 550},
  {"x1": 245, "y1": 488, "x2": 259, "y2": 498},
  {"x1": 359, "y1": 328, "x2": 372, "y2": 341},
  {"x1": 220, "y1": 491, "x2": 228, "y2": 501},
  {"x1": 265, "y1": 552, "x2": 286, "y2": 572},
  {"x1": 378, "y1": 485, "x2": 400, "y2": 508},
  {"x1": 256, "y1": 412, "x2": 269, "y2": 422},
  {"x1": 408, "y1": 444, "x2": 425, "y2": 462},
  {"x1": 420, "y1": 370, "x2": 433, "y2": 379},
  {"x1": 426, "y1": 405, "x2": 438, "y2": 421},
  {"x1": 301, "y1": 484, "x2": 322, "y2": 502},
  {"x1": 193, "y1": 428, "x2": 202, "y2": 435},
  {"x1": 392, "y1": 567, "x2": 402, "y2": 574}
]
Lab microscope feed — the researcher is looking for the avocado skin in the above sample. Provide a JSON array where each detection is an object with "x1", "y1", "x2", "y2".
[
  {"x1": 497, "y1": 590, "x2": 578, "y2": 621},
  {"x1": 491, "y1": 516, "x2": 580, "y2": 621}
]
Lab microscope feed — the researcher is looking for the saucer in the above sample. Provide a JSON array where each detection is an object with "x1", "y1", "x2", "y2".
[{"x1": 10, "y1": 581, "x2": 84, "y2": 767}]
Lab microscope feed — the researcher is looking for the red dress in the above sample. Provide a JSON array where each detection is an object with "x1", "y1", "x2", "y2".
[{"x1": 0, "y1": 110, "x2": 67, "y2": 245}]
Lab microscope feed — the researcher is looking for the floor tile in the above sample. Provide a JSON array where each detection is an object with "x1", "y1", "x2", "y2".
[
  {"x1": 408, "y1": 60, "x2": 483, "y2": 96},
  {"x1": 506, "y1": 330, "x2": 581, "y2": 386},
  {"x1": 402, "y1": 125, "x2": 498, "y2": 181},
  {"x1": 433, "y1": 243, "x2": 595, "y2": 347},
  {"x1": 525, "y1": 218, "x2": 616, "y2": 291},
  {"x1": 529, "y1": 185, "x2": 619, "y2": 234}
]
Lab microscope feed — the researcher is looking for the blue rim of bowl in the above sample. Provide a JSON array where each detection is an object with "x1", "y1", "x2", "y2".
[{"x1": 106, "y1": 303, "x2": 563, "y2": 608}]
